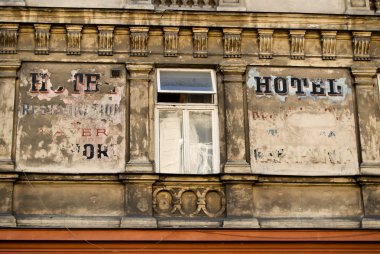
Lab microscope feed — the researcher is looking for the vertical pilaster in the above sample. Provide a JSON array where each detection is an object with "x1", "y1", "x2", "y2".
[
  {"x1": 0, "y1": 60, "x2": 20, "y2": 171},
  {"x1": 351, "y1": 67, "x2": 380, "y2": 174},
  {"x1": 126, "y1": 63, "x2": 154, "y2": 173},
  {"x1": 222, "y1": 175, "x2": 259, "y2": 228},
  {"x1": 0, "y1": 173, "x2": 18, "y2": 227},
  {"x1": 119, "y1": 174, "x2": 158, "y2": 228},
  {"x1": 219, "y1": 62, "x2": 251, "y2": 174}
]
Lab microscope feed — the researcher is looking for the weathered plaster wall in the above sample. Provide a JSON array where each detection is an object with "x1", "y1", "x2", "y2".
[{"x1": 0, "y1": 7, "x2": 379, "y2": 229}]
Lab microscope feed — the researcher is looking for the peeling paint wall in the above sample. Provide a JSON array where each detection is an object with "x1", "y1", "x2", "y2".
[
  {"x1": 247, "y1": 67, "x2": 358, "y2": 175},
  {"x1": 17, "y1": 63, "x2": 126, "y2": 173}
]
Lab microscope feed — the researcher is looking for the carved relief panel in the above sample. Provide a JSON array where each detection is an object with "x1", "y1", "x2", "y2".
[
  {"x1": 153, "y1": 184, "x2": 225, "y2": 218},
  {"x1": 0, "y1": 24, "x2": 18, "y2": 54}
]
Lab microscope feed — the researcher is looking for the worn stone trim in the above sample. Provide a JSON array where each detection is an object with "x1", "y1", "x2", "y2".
[
  {"x1": 65, "y1": 25, "x2": 82, "y2": 55},
  {"x1": 258, "y1": 29, "x2": 273, "y2": 59},
  {"x1": 163, "y1": 27, "x2": 179, "y2": 57},
  {"x1": 289, "y1": 30, "x2": 306, "y2": 60},
  {"x1": 259, "y1": 217, "x2": 361, "y2": 229},
  {"x1": 360, "y1": 164, "x2": 380, "y2": 175},
  {"x1": 2, "y1": 9, "x2": 380, "y2": 31},
  {"x1": 192, "y1": 27, "x2": 208, "y2": 58},
  {"x1": 97, "y1": 25, "x2": 114, "y2": 56},
  {"x1": 34, "y1": 24, "x2": 50, "y2": 55},
  {"x1": 223, "y1": 28, "x2": 242, "y2": 58},
  {"x1": 352, "y1": 31, "x2": 371, "y2": 61},
  {"x1": 16, "y1": 215, "x2": 121, "y2": 228},
  {"x1": 0, "y1": 24, "x2": 18, "y2": 54},
  {"x1": 129, "y1": 26, "x2": 149, "y2": 57},
  {"x1": 157, "y1": 218, "x2": 223, "y2": 228},
  {"x1": 256, "y1": 176, "x2": 358, "y2": 184},
  {"x1": 17, "y1": 173, "x2": 120, "y2": 182},
  {"x1": 321, "y1": 31, "x2": 337, "y2": 60},
  {"x1": 351, "y1": 67, "x2": 377, "y2": 86}
]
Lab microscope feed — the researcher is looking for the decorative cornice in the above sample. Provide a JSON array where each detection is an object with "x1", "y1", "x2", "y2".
[
  {"x1": 163, "y1": 27, "x2": 179, "y2": 57},
  {"x1": 0, "y1": 24, "x2": 18, "y2": 54},
  {"x1": 223, "y1": 28, "x2": 242, "y2": 58},
  {"x1": 321, "y1": 31, "x2": 337, "y2": 60},
  {"x1": 192, "y1": 27, "x2": 208, "y2": 58},
  {"x1": 98, "y1": 25, "x2": 114, "y2": 56},
  {"x1": 258, "y1": 29, "x2": 274, "y2": 59},
  {"x1": 1, "y1": 9, "x2": 380, "y2": 31},
  {"x1": 66, "y1": 25, "x2": 82, "y2": 55},
  {"x1": 34, "y1": 24, "x2": 50, "y2": 55},
  {"x1": 289, "y1": 30, "x2": 305, "y2": 60},
  {"x1": 129, "y1": 26, "x2": 149, "y2": 57},
  {"x1": 352, "y1": 31, "x2": 371, "y2": 61}
]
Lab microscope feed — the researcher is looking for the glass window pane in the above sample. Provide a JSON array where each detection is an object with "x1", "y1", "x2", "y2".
[
  {"x1": 188, "y1": 111, "x2": 214, "y2": 174},
  {"x1": 159, "y1": 70, "x2": 215, "y2": 93},
  {"x1": 159, "y1": 110, "x2": 183, "y2": 174}
]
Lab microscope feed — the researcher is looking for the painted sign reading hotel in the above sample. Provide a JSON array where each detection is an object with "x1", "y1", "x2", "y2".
[
  {"x1": 246, "y1": 67, "x2": 358, "y2": 176},
  {"x1": 247, "y1": 68, "x2": 349, "y2": 102},
  {"x1": 17, "y1": 63, "x2": 126, "y2": 173}
]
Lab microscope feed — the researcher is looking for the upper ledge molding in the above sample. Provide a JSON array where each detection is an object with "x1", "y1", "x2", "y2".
[
  {"x1": 1, "y1": 9, "x2": 380, "y2": 31},
  {"x1": 1, "y1": 0, "x2": 380, "y2": 15}
]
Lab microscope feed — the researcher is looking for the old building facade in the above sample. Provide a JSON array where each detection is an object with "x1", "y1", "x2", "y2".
[{"x1": 0, "y1": 0, "x2": 380, "y2": 251}]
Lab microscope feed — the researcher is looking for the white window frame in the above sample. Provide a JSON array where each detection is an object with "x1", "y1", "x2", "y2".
[
  {"x1": 157, "y1": 68, "x2": 217, "y2": 94},
  {"x1": 155, "y1": 68, "x2": 220, "y2": 174}
]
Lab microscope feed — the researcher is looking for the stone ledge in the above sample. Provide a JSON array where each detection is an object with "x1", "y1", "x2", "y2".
[
  {"x1": 120, "y1": 217, "x2": 157, "y2": 228},
  {"x1": 16, "y1": 215, "x2": 121, "y2": 228},
  {"x1": 223, "y1": 218, "x2": 260, "y2": 228},
  {"x1": 0, "y1": 215, "x2": 16, "y2": 227},
  {"x1": 158, "y1": 218, "x2": 222, "y2": 228},
  {"x1": 259, "y1": 217, "x2": 361, "y2": 229},
  {"x1": 362, "y1": 217, "x2": 380, "y2": 229},
  {"x1": 360, "y1": 163, "x2": 380, "y2": 175}
]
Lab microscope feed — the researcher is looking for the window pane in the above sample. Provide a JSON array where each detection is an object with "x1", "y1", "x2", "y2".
[
  {"x1": 159, "y1": 70, "x2": 214, "y2": 93},
  {"x1": 159, "y1": 110, "x2": 183, "y2": 174},
  {"x1": 188, "y1": 111, "x2": 214, "y2": 174}
]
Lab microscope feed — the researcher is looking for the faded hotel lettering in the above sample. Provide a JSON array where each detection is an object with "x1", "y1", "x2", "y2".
[
  {"x1": 25, "y1": 70, "x2": 117, "y2": 160},
  {"x1": 246, "y1": 67, "x2": 358, "y2": 176},
  {"x1": 17, "y1": 65, "x2": 125, "y2": 172}
]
